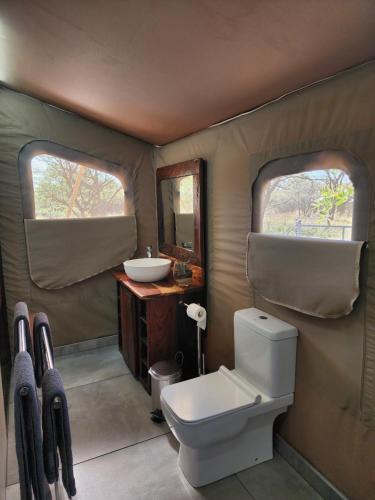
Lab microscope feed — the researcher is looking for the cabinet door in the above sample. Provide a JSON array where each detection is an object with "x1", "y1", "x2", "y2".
[
  {"x1": 119, "y1": 285, "x2": 138, "y2": 376},
  {"x1": 147, "y1": 296, "x2": 177, "y2": 367}
]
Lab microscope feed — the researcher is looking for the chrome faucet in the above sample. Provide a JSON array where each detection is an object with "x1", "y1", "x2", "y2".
[{"x1": 146, "y1": 245, "x2": 152, "y2": 258}]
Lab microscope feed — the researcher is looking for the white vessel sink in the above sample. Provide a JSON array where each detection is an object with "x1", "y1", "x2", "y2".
[{"x1": 123, "y1": 258, "x2": 172, "y2": 283}]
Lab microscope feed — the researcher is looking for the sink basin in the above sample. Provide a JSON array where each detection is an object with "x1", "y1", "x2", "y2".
[{"x1": 123, "y1": 258, "x2": 172, "y2": 282}]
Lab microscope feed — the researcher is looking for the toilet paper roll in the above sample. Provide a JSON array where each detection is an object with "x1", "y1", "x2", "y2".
[{"x1": 186, "y1": 303, "x2": 207, "y2": 331}]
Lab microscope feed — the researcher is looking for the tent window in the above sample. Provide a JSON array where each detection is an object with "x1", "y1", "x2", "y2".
[
  {"x1": 262, "y1": 169, "x2": 354, "y2": 240},
  {"x1": 252, "y1": 151, "x2": 369, "y2": 242},
  {"x1": 30, "y1": 153, "x2": 125, "y2": 219}
]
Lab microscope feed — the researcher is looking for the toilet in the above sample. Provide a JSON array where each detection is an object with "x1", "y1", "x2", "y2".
[{"x1": 160, "y1": 307, "x2": 298, "y2": 487}]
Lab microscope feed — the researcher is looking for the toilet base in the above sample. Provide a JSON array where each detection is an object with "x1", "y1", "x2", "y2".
[{"x1": 178, "y1": 408, "x2": 285, "y2": 487}]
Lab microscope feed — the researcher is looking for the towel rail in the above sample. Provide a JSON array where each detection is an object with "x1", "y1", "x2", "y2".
[
  {"x1": 18, "y1": 319, "x2": 30, "y2": 396},
  {"x1": 41, "y1": 325, "x2": 63, "y2": 500},
  {"x1": 41, "y1": 326, "x2": 61, "y2": 408},
  {"x1": 41, "y1": 326, "x2": 54, "y2": 370},
  {"x1": 15, "y1": 306, "x2": 65, "y2": 499},
  {"x1": 18, "y1": 319, "x2": 27, "y2": 352}
]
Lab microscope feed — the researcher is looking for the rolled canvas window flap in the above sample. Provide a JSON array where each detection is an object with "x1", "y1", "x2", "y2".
[
  {"x1": 25, "y1": 216, "x2": 137, "y2": 289},
  {"x1": 247, "y1": 232, "x2": 364, "y2": 318}
]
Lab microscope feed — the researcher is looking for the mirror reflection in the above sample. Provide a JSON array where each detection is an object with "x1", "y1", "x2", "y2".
[{"x1": 160, "y1": 175, "x2": 194, "y2": 250}]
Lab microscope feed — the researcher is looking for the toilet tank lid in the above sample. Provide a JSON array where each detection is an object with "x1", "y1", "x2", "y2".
[{"x1": 234, "y1": 308, "x2": 298, "y2": 341}]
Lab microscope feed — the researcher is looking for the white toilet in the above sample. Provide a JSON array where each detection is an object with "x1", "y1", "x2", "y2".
[{"x1": 160, "y1": 307, "x2": 298, "y2": 487}]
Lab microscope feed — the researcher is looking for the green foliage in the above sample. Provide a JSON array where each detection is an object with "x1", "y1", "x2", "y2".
[
  {"x1": 263, "y1": 168, "x2": 353, "y2": 240},
  {"x1": 32, "y1": 155, "x2": 125, "y2": 219},
  {"x1": 313, "y1": 184, "x2": 353, "y2": 224}
]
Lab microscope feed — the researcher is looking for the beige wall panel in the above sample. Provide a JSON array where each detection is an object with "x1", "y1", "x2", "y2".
[
  {"x1": 155, "y1": 63, "x2": 375, "y2": 499},
  {"x1": 133, "y1": 148, "x2": 158, "y2": 256},
  {"x1": 0, "y1": 88, "x2": 156, "y2": 347},
  {"x1": 0, "y1": 369, "x2": 6, "y2": 500},
  {"x1": 278, "y1": 367, "x2": 375, "y2": 500}
]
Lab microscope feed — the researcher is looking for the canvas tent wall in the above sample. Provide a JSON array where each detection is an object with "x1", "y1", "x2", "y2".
[
  {"x1": 154, "y1": 62, "x2": 375, "y2": 500},
  {"x1": 0, "y1": 367, "x2": 6, "y2": 500},
  {"x1": 0, "y1": 87, "x2": 157, "y2": 347}
]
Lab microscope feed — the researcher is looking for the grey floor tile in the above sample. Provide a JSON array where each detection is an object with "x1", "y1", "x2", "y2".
[
  {"x1": 6, "y1": 346, "x2": 131, "y2": 485},
  {"x1": 6, "y1": 481, "x2": 64, "y2": 500},
  {"x1": 275, "y1": 435, "x2": 347, "y2": 500},
  {"x1": 54, "y1": 335, "x2": 117, "y2": 358},
  {"x1": 64, "y1": 373, "x2": 170, "y2": 464},
  {"x1": 55, "y1": 345, "x2": 129, "y2": 390},
  {"x1": 71, "y1": 434, "x2": 252, "y2": 500},
  {"x1": 8, "y1": 344, "x2": 128, "y2": 404},
  {"x1": 7, "y1": 436, "x2": 252, "y2": 500},
  {"x1": 7, "y1": 373, "x2": 169, "y2": 486},
  {"x1": 6, "y1": 483, "x2": 20, "y2": 500},
  {"x1": 237, "y1": 452, "x2": 322, "y2": 500}
]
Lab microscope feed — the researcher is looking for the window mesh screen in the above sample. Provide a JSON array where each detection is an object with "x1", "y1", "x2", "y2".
[
  {"x1": 262, "y1": 169, "x2": 353, "y2": 240},
  {"x1": 31, "y1": 154, "x2": 125, "y2": 219}
]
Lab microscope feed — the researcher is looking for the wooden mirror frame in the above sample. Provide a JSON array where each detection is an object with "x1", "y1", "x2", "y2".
[{"x1": 156, "y1": 159, "x2": 205, "y2": 266}]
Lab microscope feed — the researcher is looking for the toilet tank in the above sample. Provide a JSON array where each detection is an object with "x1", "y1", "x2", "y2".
[{"x1": 234, "y1": 308, "x2": 298, "y2": 398}]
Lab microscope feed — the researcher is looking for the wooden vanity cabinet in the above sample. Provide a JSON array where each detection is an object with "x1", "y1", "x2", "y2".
[
  {"x1": 115, "y1": 271, "x2": 204, "y2": 393},
  {"x1": 118, "y1": 286, "x2": 138, "y2": 376}
]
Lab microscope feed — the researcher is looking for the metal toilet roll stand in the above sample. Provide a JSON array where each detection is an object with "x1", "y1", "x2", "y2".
[{"x1": 181, "y1": 302, "x2": 206, "y2": 377}]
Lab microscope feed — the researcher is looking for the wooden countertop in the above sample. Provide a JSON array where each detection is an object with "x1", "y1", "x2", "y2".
[{"x1": 113, "y1": 266, "x2": 204, "y2": 299}]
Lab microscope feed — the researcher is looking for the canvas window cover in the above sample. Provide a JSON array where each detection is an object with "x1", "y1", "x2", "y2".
[{"x1": 247, "y1": 232, "x2": 364, "y2": 318}]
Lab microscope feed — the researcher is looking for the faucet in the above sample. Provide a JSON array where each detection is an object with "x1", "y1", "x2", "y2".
[{"x1": 146, "y1": 245, "x2": 152, "y2": 258}]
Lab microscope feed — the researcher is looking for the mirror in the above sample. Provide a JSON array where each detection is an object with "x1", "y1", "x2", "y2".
[
  {"x1": 160, "y1": 175, "x2": 194, "y2": 250},
  {"x1": 156, "y1": 159, "x2": 205, "y2": 266}
]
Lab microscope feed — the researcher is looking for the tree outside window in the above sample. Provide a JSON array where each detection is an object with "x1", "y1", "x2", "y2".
[
  {"x1": 31, "y1": 154, "x2": 125, "y2": 219},
  {"x1": 262, "y1": 169, "x2": 353, "y2": 240}
]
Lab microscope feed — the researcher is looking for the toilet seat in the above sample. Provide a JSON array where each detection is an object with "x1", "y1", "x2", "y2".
[{"x1": 161, "y1": 366, "x2": 262, "y2": 425}]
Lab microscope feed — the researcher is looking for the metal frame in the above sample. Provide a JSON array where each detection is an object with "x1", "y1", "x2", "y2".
[
  {"x1": 17, "y1": 319, "x2": 29, "y2": 397},
  {"x1": 181, "y1": 302, "x2": 206, "y2": 376},
  {"x1": 18, "y1": 319, "x2": 27, "y2": 353}
]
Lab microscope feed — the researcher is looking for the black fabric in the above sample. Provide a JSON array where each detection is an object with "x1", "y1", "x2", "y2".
[
  {"x1": 42, "y1": 368, "x2": 76, "y2": 497},
  {"x1": 14, "y1": 351, "x2": 51, "y2": 500},
  {"x1": 13, "y1": 302, "x2": 34, "y2": 363},
  {"x1": 33, "y1": 312, "x2": 54, "y2": 388}
]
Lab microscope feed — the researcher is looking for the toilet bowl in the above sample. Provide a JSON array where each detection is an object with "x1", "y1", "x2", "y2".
[{"x1": 160, "y1": 308, "x2": 298, "y2": 487}]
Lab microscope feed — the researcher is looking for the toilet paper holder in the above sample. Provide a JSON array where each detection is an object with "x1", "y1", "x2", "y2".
[{"x1": 179, "y1": 301, "x2": 206, "y2": 376}]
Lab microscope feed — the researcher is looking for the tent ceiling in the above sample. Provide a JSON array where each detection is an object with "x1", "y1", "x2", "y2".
[{"x1": 0, "y1": 1, "x2": 374, "y2": 145}]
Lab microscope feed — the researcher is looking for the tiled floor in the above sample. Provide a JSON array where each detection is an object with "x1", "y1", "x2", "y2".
[
  {"x1": 54, "y1": 345, "x2": 129, "y2": 389},
  {"x1": 6, "y1": 345, "x2": 322, "y2": 500}
]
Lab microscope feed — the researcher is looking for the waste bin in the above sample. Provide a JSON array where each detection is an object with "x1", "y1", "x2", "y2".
[{"x1": 149, "y1": 359, "x2": 182, "y2": 421}]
